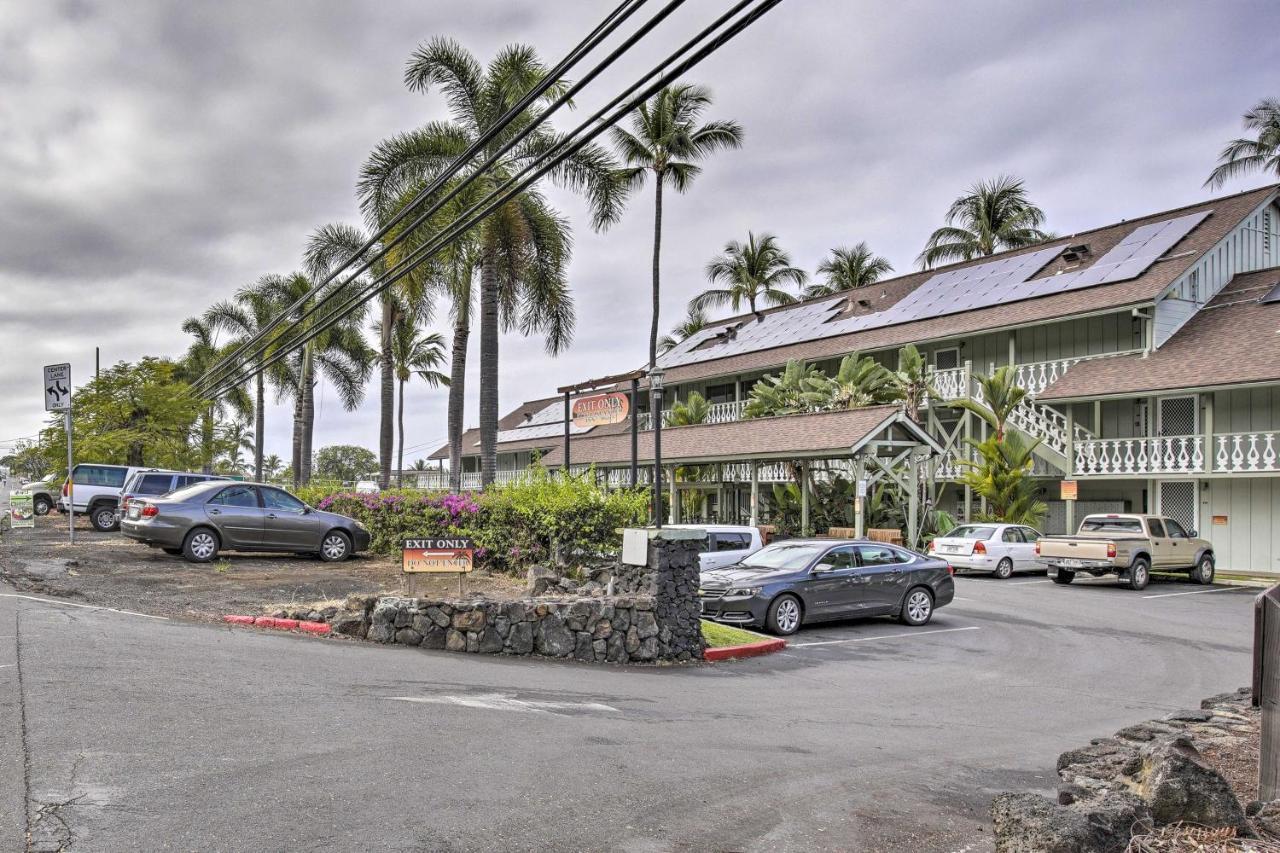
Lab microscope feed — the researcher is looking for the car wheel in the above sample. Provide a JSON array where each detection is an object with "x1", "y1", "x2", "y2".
[
  {"x1": 33, "y1": 497, "x2": 51, "y2": 516},
  {"x1": 993, "y1": 557, "x2": 1014, "y2": 580},
  {"x1": 765, "y1": 594, "x2": 802, "y2": 636},
  {"x1": 1127, "y1": 557, "x2": 1151, "y2": 591},
  {"x1": 90, "y1": 505, "x2": 118, "y2": 532},
  {"x1": 1052, "y1": 569, "x2": 1075, "y2": 585},
  {"x1": 900, "y1": 587, "x2": 934, "y2": 626},
  {"x1": 183, "y1": 528, "x2": 219, "y2": 563},
  {"x1": 1191, "y1": 554, "x2": 1215, "y2": 585},
  {"x1": 319, "y1": 530, "x2": 351, "y2": 563},
  {"x1": 162, "y1": 547, "x2": 183, "y2": 556}
]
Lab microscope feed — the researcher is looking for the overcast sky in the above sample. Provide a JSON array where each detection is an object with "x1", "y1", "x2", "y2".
[{"x1": 2, "y1": 0, "x2": 1277, "y2": 464}]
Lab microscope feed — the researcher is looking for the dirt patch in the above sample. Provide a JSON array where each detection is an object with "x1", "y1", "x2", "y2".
[{"x1": 0, "y1": 514, "x2": 525, "y2": 622}]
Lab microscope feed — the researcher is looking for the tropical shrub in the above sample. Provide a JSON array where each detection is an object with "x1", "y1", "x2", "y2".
[
  {"x1": 958, "y1": 431, "x2": 1047, "y2": 526},
  {"x1": 743, "y1": 354, "x2": 901, "y2": 419}
]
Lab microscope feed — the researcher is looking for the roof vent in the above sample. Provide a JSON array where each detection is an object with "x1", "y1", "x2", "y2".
[
  {"x1": 855, "y1": 297, "x2": 871, "y2": 309},
  {"x1": 1060, "y1": 244, "x2": 1091, "y2": 264}
]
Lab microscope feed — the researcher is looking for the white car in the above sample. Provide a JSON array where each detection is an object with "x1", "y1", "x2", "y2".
[
  {"x1": 667, "y1": 524, "x2": 765, "y2": 571},
  {"x1": 929, "y1": 523, "x2": 1046, "y2": 579}
]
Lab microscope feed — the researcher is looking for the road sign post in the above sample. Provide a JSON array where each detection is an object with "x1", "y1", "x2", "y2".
[{"x1": 44, "y1": 364, "x2": 73, "y2": 543}]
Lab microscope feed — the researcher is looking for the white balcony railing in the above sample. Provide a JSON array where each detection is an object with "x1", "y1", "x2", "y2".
[
  {"x1": 1011, "y1": 350, "x2": 1142, "y2": 400},
  {"x1": 1074, "y1": 435, "x2": 1205, "y2": 476},
  {"x1": 638, "y1": 399, "x2": 749, "y2": 430},
  {"x1": 1215, "y1": 431, "x2": 1280, "y2": 473}
]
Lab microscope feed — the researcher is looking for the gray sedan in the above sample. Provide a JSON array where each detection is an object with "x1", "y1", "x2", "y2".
[
  {"x1": 699, "y1": 539, "x2": 955, "y2": 635},
  {"x1": 120, "y1": 481, "x2": 371, "y2": 563}
]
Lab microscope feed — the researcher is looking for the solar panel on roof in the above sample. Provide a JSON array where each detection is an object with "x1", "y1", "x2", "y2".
[
  {"x1": 655, "y1": 210, "x2": 1211, "y2": 370},
  {"x1": 1261, "y1": 282, "x2": 1280, "y2": 304}
]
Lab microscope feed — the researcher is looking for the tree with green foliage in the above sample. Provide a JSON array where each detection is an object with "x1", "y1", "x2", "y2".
[
  {"x1": 386, "y1": 313, "x2": 449, "y2": 487},
  {"x1": 39, "y1": 359, "x2": 203, "y2": 473},
  {"x1": 1205, "y1": 97, "x2": 1280, "y2": 188},
  {"x1": 917, "y1": 176, "x2": 1050, "y2": 269},
  {"x1": 218, "y1": 421, "x2": 255, "y2": 475},
  {"x1": 959, "y1": 431, "x2": 1047, "y2": 526},
  {"x1": 826, "y1": 353, "x2": 900, "y2": 410},
  {"x1": 805, "y1": 243, "x2": 894, "y2": 298},
  {"x1": 360, "y1": 36, "x2": 624, "y2": 487},
  {"x1": 657, "y1": 305, "x2": 709, "y2": 355},
  {"x1": 949, "y1": 365, "x2": 1027, "y2": 440},
  {"x1": 742, "y1": 360, "x2": 830, "y2": 419},
  {"x1": 3, "y1": 440, "x2": 51, "y2": 481},
  {"x1": 693, "y1": 232, "x2": 807, "y2": 319},
  {"x1": 314, "y1": 445, "x2": 379, "y2": 484},
  {"x1": 610, "y1": 83, "x2": 744, "y2": 369},
  {"x1": 892, "y1": 344, "x2": 935, "y2": 424},
  {"x1": 179, "y1": 318, "x2": 251, "y2": 473},
  {"x1": 263, "y1": 454, "x2": 283, "y2": 480},
  {"x1": 664, "y1": 390, "x2": 711, "y2": 518}
]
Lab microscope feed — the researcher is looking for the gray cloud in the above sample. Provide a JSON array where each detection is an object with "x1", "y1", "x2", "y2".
[{"x1": 0, "y1": 0, "x2": 1277, "y2": 459}]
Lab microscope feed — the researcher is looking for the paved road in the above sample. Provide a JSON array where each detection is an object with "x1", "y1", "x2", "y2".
[{"x1": 0, "y1": 573, "x2": 1256, "y2": 852}]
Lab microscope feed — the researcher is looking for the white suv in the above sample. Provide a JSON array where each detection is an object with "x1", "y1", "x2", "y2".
[
  {"x1": 58, "y1": 464, "x2": 147, "y2": 532},
  {"x1": 667, "y1": 524, "x2": 765, "y2": 571}
]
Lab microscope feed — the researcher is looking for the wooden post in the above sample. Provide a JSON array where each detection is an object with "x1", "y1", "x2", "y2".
[
  {"x1": 749, "y1": 461, "x2": 760, "y2": 526},
  {"x1": 852, "y1": 457, "x2": 866, "y2": 539}
]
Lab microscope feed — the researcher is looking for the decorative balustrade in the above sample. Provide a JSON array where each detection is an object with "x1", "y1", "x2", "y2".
[
  {"x1": 929, "y1": 366, "x2": 969, "y2": 402},
  {"x1": 1215, "y1": 431, "x2": 1280, "y2": 473},
  {"x1": 1010, "y1": 349, "x2": 1143, "y2": 399},
  {"x1": 1074, "y1": 435, "x2": 1205, "y2": 476},
  {"x1": 637, "y1": 399, "x2": 749, "y2": 430}
]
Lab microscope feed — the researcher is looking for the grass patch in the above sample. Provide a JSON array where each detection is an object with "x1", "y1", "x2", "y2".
[{"x1": 701, "y1": 620, "x2": 771, "y2": 648}]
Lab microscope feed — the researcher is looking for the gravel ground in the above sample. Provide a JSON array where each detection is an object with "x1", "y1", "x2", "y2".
[{"x1": 0, "y1": 513, "x2": 524, "y2": 621}]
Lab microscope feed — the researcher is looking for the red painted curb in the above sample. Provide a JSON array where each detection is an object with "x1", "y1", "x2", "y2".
[
  {"x1": 704, "y1": 638, "x2": 786, "y2": 662},
  {"x1": 222, "y1": 615, "x2": 330, "y2": 635}
]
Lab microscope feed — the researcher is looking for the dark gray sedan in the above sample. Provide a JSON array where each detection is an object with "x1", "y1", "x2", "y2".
[
  {"x1": 120, "y1": 481, "x2": 371, "y2": 563},
  {"x1": 699, "y1": 539, "x2": 955, "y2": 635}
]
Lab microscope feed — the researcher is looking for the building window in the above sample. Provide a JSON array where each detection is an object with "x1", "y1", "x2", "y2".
[
  {"x1": 705, "y1": 383, "x2": 736, "y2": 404},
  {"x1": 934, "y1": 347, "x2": 960, "y2": 371}
]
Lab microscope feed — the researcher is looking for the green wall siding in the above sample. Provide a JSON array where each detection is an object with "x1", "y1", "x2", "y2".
[{"x1": 1205, "y1": 477, "x2": 1280, "y2": 575}]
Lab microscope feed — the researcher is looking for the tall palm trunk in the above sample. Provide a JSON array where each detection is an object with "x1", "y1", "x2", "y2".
[
  {"x1": 479, "y1": 250, "x2": 499, "y2": 487},
  {"x1": 447, "y1": 308, "x2": 469, "y2": 493},
  {"x1": 378, "y1": 296, "x2": 396, "y2": 489},
  {"x1": 253, "y1": 371, "x2": 265, "y2": 482},
  {"x1": 291, "y1": 384, "x2": 303, "y2": 490},
  {"x1": 396, "y1": 377, "x2": 405, "y2": 489},
  {"x1": 648, "y1": 174, "x2": 664, "y2": 370},
  {"x1": 201, "y1": 407, "x2": 214, "y2": 474},
  {"x1": 300, "y1": 345, "x2": 315, "y2": 485}
]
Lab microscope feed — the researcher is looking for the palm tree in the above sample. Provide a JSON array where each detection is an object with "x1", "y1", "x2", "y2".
[
  {"x1": 959, "y1": 430, "x2": 1047, "y2": 526},
  {"x1": 892, "y1": 344, "x2": 935, "y2": 424},
  {"x1": 917, "y1": 176, "x2": 1050, "y2": 269},
  {"x1": 384, "y1": 313, "x2": 449, "y2": 487},
  {"x1": 359, "y1": 37, "x2": 624, "y2": 487},
  {"x1": 411, "y1": 459, "x2": 429, "y2": 471},
  {"x1": 205, "y1": 277, "x2": 281, "y2": 481},
  {"x1": 256, "y1": 272, "x2": 375, "y2": 487},
  {"x1": 950, "y1": 366, "x2": 1028, "y2": 441},
  {"x1": 179, "y1": 318, "x2": 251, "y2": 474},
  {"x1": 610, "y1": 83, "x2": 744, "y2": 368},
  {"x1": 692, "y1": 232, "x2": 807, "y2": 320},
  {"x1": 805, "y1": 243, "x2": 893, "y2": 298},
  {"x1": 1206, "y1": 97, "x2": 1280, "y2": 188},
  {"x1": 824, "y1": 354, "x2": 900, "y2": 410},
  {"x1": 263, "y1": 454, "x2": 283, "y2": 480},
  {"x1": 657, "y1": 306, "x2": 709, "y2": 354},
  {"x1": 219, "y1": 421, "x2": 255, "y2": 474}
]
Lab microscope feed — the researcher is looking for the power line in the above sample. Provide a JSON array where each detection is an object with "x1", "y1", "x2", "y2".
[
  {"x1": 201, "y1": 0, "x2": 782, "y2": 400},
  {"x1": 192, "y1": 0, "x2": 654, "y2": 397}
]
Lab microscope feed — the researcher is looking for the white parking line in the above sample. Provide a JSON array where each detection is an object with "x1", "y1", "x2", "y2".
[
  {"x1": 0, "y1": 593, "x2": 169, "y2": 620},
  {"x1": 789, "y1": 625, "x2": 980, "y2": 648},
  {"x1": 1008, "y1": 580, "x2": 1051, "y2": 585},
  {"x1": 386, "y1": 694, "x2": 620, "y2": 714},
  {"x1": 1142, "y1": 586, "x2": 1249, "y2": 599}
]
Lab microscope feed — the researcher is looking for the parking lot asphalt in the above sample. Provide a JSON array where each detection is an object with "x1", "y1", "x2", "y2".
[{"x1": 1, "y1": 570, "x2": 1257, "y2": 852}]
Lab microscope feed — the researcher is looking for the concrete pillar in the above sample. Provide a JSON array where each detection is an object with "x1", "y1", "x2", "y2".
[
  {"x1": 907, "y1": 452, "x2": 921, "y2": 549},
  {"x1": 852, "y1": 457, "x2": 866, "y2": 539},
  {"x1": 668, "y1": 465, "x2": 679, "y2": 524}
]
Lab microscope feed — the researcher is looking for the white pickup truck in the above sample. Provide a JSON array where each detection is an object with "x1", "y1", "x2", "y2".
[{"x1": 1036, "y1": 513, "x2": 1215, "y2": 591}]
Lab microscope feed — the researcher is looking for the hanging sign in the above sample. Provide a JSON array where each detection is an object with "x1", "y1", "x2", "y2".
[
  {"x1": 9, "y1": 491, "x2": 34, "y2": 529},
  {"x1": 571, "y1": 392, "x2": 630, "y2": 428},
  {"x1": 1060, "y1": 480, "x2": 1079, "y2": 501},
  {"x1": 402, "y1": 537, "x2": 475, "y2": 574}
]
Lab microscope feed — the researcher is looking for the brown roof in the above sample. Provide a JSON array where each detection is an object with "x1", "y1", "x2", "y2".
[
  {"x1": 1038, "y1": 267, "x2": 1280, "y2": 401},
  {"x1": 539, "y1": 405, "x2": 907, "y2": 467},
  {"x1": 427, "y1": 394, "x2": 635, "y2": 459},
  {"x1": 652, "y1": 184, "x2": 1278, "y2": 384}
]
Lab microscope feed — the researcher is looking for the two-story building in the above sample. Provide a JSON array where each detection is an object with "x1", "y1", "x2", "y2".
[{"x1": 431, "y1": 183, "x2": 1280, "y2": 575}]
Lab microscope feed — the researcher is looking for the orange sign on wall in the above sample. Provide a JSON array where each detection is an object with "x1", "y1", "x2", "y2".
[
  {"x1": 571, "y1": 392, "x2": 630, "y2": 428},
  {"x1": 1060, "y1": 480, "x2": 1079, "y2": 501}
]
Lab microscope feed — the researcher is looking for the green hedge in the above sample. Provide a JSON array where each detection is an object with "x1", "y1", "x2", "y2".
[{"x1": 314, "y1": 468, "x2": 648, "y2": 574}]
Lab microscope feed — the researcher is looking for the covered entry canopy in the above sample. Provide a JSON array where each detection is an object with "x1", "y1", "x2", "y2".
[{"x1": 541, "y1": 405, "x2": 944, "y2": 545}]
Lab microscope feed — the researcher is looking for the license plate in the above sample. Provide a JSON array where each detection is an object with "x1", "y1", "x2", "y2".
[
  {"x1": 942, "y1": 545, "x2": 963, "y2": 554},
  {"x1": 1059, "y1": 558, "x2": 1086, "y2": 568},
  {"x1": 128, "y1": 507, "x2": 140, "y2": 520}
]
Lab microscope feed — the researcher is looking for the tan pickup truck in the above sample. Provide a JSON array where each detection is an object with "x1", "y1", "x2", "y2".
[{"x1": 1035, "y1": 514, "x2": 1215, "y2": 591}]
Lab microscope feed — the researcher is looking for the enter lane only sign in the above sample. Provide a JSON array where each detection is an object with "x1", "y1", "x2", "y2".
[{"x1": 402, "y1": 537, "x2": 475, "y2": 574}]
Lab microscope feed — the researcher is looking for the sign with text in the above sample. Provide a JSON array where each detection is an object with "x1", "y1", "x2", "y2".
[
  {"x1": 9, "y1": 490, "x2": 34, "y2": 529},
  {"x1": 402, "y1": 537, "x2": 475, "y2": 574},
  {"x1": 571, "y1": 392, "x2": 629, "y2": 429},
  {"x1": 1059, "y1": 479, "x2": 1078, "y2": 501},
  {"x1": 44, "y1": 363, "x2": 71, "y2": 411}
]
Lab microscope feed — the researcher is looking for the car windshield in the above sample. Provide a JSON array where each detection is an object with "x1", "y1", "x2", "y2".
[
  {"x1": 1080, "y1": 517, "x2": 1144, "y2": 533},
  {"x1": 947, "y1": 525, "x2": 995, "y2": 540},
  {"x1": 738, "y1": 543, "x2": 826, "y2": 571}
]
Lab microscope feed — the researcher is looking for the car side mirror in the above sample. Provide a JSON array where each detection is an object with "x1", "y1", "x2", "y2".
[
  {"x1": 302, "y1": 506, "x2": 313, "y2": 515},
  {"x1": 1187, "y1": 529, "x2": 1197, "y2": 538},
  {"x1": 810, "y1": 565, "x2": 833, "y2": 574}
]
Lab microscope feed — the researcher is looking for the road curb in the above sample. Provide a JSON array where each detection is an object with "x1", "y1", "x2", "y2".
[
  {"x1": 704, "y1": 638, "x2": 786, "y2": 662},
  {"x1": 222, "y1": 615, "x2": 331, "y2": 635}
]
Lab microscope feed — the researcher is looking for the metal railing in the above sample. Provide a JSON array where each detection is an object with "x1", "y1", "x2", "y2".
[{"x1": 1255, "y1": 584, "x2": 1280, "y2": 800}]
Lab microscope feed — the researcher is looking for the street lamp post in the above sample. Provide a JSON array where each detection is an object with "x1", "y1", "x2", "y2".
[{"x1": 650, "y1": 368, "x2": 665, "y2": 529}]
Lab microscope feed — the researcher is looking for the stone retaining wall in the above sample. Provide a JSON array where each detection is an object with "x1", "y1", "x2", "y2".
[{"x1": 275, "y1": 529, "x2": 706, "y2": 664}]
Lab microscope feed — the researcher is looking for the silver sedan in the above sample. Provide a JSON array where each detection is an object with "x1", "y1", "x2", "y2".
[
  {"x1": 120, "y1": 481, "x2": 371, "y2": 563},
  {"x1": 928, "y1": 523, "x2": 1046, "y2": 579}
]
